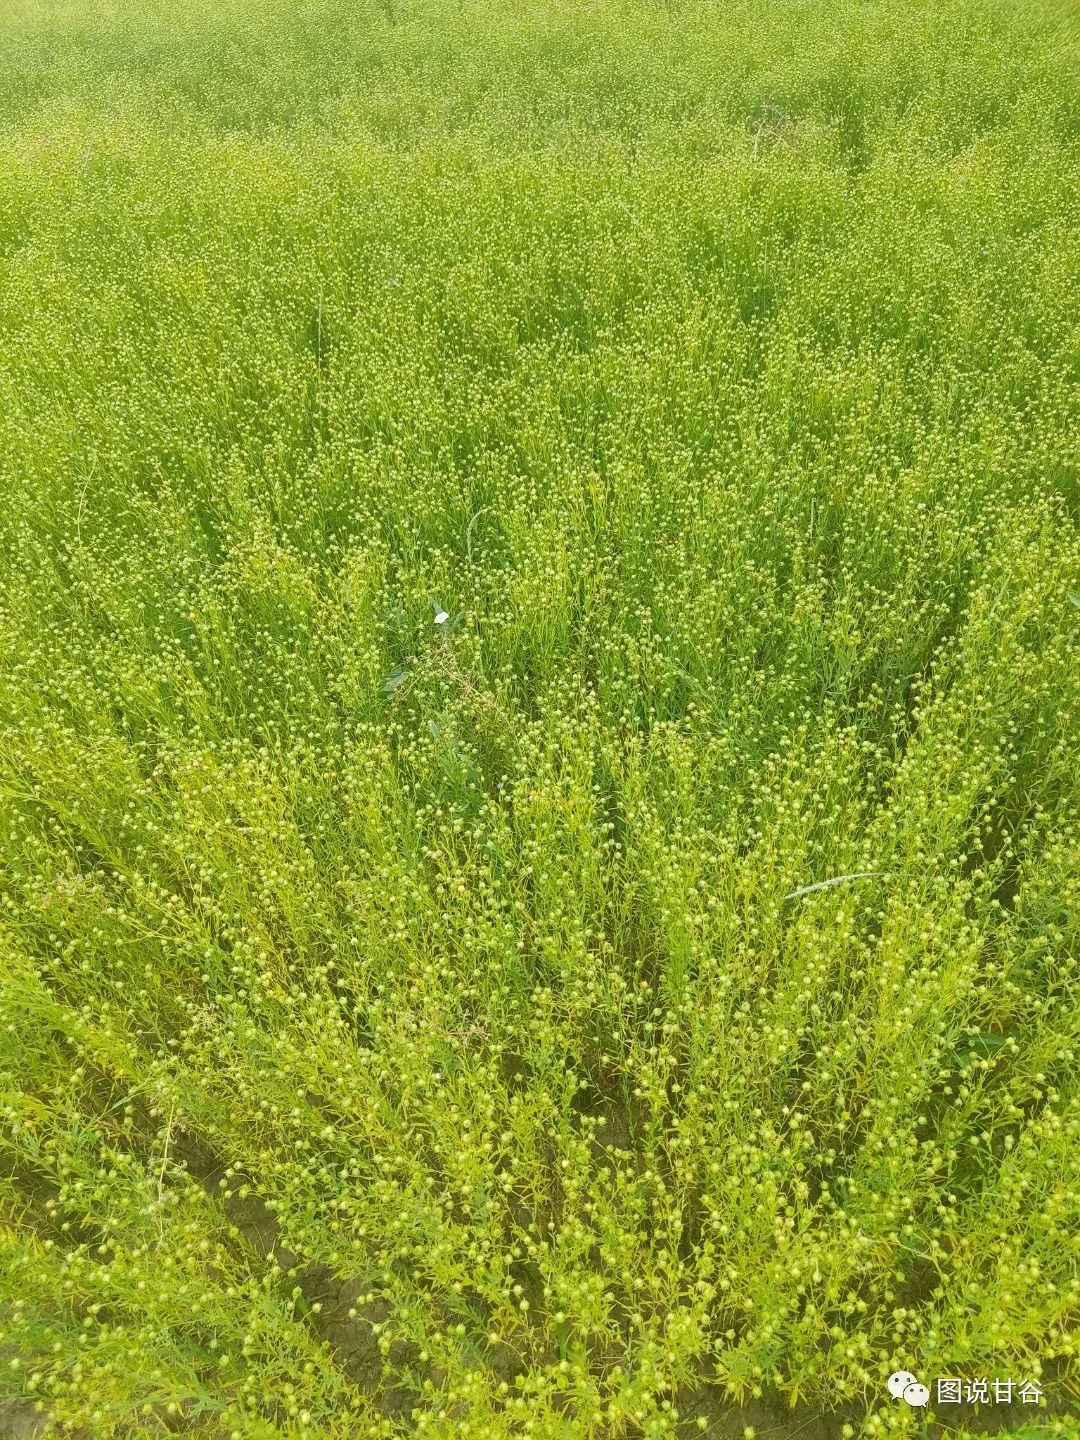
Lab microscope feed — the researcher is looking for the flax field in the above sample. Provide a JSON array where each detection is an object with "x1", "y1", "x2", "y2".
[{"x1": 1, "y1": 0, "x2": 1079, "y2": 1437}]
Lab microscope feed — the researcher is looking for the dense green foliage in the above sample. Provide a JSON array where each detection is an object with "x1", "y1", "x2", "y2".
[{"x1": 1, "y1": 1, "x2": 1079, "y2": 1436}]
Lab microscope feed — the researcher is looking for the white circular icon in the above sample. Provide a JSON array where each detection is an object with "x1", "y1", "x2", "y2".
[
  {"x1": 902, "y1": 1381, "x2": 930, "y2": 1406},
  {"x1": 887, "y1": 1371, "x2": 918, "y2": 1399}
]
